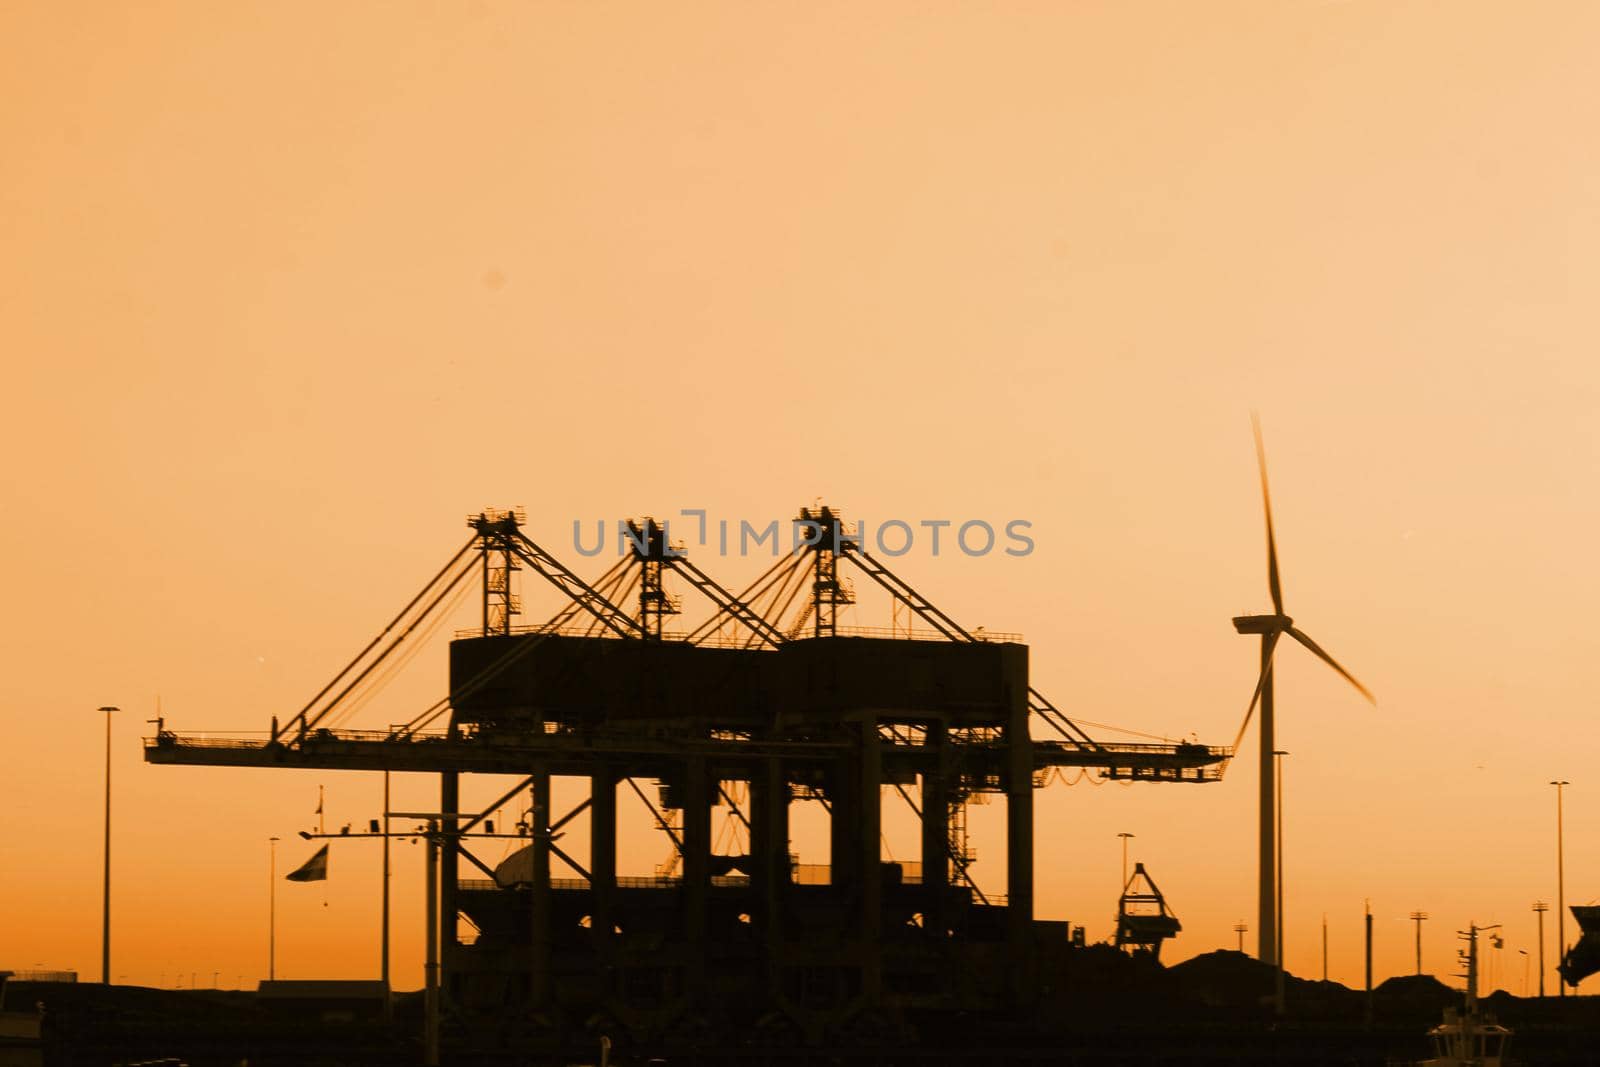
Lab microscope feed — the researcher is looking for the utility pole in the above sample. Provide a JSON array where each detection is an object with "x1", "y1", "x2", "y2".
[
  {"x1": 299, "y1": 806, "x2": 511, "y2": 1062},
  {"x1": 1410, "y1": 912, "x2": 1429, "y2": 975},
  {"x1": 1234, "y1": 921, "x2": 1248, "y2": 953},
  {"x1": 1322, "y1": 914, "x2": 1328, "y2": 982},
  {"x1": 1534, "y1": 901, "x2": 1549, "y2": 998},
  {"x1": 1461, "y1": 922, "x2": 1501, "y2": 1011},
  {"x1": 1551, "y1": 781, "x2": 1569, "y2": 997},
  {"x1": 268, "y1": 836, "x2": 279, "y2": 981},
  {"x1": 99, "y1": 705, "x2": 119, "y2": 985}
]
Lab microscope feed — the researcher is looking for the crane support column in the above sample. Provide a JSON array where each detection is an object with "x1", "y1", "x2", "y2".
[
  {"x1": 1006, "y1": 684, "x2": 1036, "y2": 1000},
  {"x1": 530, "y1": 766, "x2": 552, "y2": 1011},
  {"x1": 684, "y1": 755, "x2": 711, "y2": 1002},
  {"x1": 754, "y1": 755, "x2": 789, "y2": 994},
  {"x1": 921, "y1": 719, "x2": 949, "y2": 933},
  {"x1": 440, "y1": 770, "x2": 460, "y2": 1003},
  {"x1": 591, "y1": 766, "x2": 616, "y2": 967},
  {"x1": 859, "y1": 716, "x2": 883, "y2": 1001}
]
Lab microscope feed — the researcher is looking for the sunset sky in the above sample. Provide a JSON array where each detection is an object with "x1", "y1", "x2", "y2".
[{"x1": 3, "y1": 1, "x2": 1597, "y2": 998}]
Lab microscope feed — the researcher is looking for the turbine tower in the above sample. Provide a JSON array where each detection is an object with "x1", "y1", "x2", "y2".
[{"x1": 1232, "y1": 415, "x2": 1375, "y2": 965}]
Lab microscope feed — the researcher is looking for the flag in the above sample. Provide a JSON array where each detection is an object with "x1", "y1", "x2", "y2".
[{"x1": 286, "y1": 844, "x2": 329, "y2": 882}]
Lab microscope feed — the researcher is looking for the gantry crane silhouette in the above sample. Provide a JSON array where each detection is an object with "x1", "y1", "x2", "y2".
[{"x1": 148, "y1": 505, "x2": 1232, "y2": 1051}]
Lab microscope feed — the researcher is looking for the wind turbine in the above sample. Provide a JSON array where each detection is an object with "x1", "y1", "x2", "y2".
[{"x1": 1232, "y1": 415, "x2": 1375, "y2": 966}]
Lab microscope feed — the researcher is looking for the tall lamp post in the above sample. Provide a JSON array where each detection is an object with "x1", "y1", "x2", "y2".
[
  {"x1": 1550, "y1": 780, "x2": 1570, "y2": 997},
  {"x1": 269, "y1": 836, "x2": 280, "y2": 981},
  {"x1": 98, "y1": 705, "x2": 119, "y2": 985},
  {"x1": 1534, "y1": 901, "x2": 1549, "y2": 998}
]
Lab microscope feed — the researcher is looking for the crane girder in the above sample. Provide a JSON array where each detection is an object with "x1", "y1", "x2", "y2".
[{"x1": 145, "y1": 728, "x2": 1227, "y2": 782}]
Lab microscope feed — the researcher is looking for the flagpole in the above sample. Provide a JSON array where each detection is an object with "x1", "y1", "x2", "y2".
[
  {"x1": 269, "y1": 836, "x2": 279, "y2": 981},
  {"x1": 298, "y1": 808, "x2": 473, "y2": 1061},
  {"x1": 382, "y1": 770, "x2": 391, "y2": 1019},
  {"x1": 424, "y1": 818, "x2": 440, "y2": 1067},
  {"x1": 318, "y1": 785, "x2": 328, "y2": 908}
]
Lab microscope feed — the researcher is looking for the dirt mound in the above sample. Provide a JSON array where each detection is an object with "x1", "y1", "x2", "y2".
[{"x1": 2, "y1": 981, "x2": 256, "y2": 1023}]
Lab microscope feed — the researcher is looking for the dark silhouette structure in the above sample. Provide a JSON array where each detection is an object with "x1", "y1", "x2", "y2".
[
  {"x1": 1559, "y1": 905, "x2": 1600, "y2": 988},
  {"x1": 147, "y1": 507, "x2": 1230, "y2": 1049},
  {"x1": 1114, "y1": 863, "x2": 1181, "y2": 961}
]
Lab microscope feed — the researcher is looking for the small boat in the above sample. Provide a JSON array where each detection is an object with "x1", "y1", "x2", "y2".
[
  {"x1": 1419, "y1": 922, "x2": 1513, "y2": 1067},
  {"x1": 1423, "y1": 1007, "x2": 1512, "y2": 1066}
]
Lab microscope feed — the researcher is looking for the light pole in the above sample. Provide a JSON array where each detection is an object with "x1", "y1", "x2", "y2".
[
  {"x1": 382, "y1": 770, "x2": 392, "y2": 1019},
  {"x1": 269, "y1": 836, "x2": 279, "y2": 981},
  {"x1": 1273, "y1": 750, "x2": 1288, "y2": 1016},
  {"x1": 1364, "y1": 899, "x2": 1373, "y2": 1027},
  {"x1": 1551, "y1": 780, "x2": 1569, "y2": 998},
  {"x1": 98, "y1": 704, "x2": 119, "y2": 985},
  {"x1": 1410, "y1": 912, "x2": 1428, "y2": 975},
  {"x1": 1534, "y1": 901, "x2": 1549, "y2": 997},
  {"x1": 1234, "y1": 921, "x2": 1248, "y2": 953},
  {"x1": 1117, "y1": 832, "x2": 1134, "y2": 889}
]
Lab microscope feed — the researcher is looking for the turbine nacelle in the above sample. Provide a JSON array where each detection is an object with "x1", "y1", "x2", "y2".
[{"x1": 1232, "y1": 614, "x2": 1292, "y2": 636}]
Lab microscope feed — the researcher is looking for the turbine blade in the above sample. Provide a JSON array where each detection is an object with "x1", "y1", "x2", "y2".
[
  {"x1": 1252, "y1": 412, "x2": 1284, "y2": 614},
  {"x1": 1231, "y1": 630, "x2": 1282, "y2": 755},
  {"x1": 1286, "y1": 626, "x2": 1376, "y2": 705}
]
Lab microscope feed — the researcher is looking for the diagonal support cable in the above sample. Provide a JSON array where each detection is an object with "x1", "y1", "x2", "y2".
[
  {"x1": 290, "y1": 554, "x2": 480, "y2": 741},
  {"x1": 841, "y1": 546, "x2": 973, "y2": 642},
  {"x1": 842, "y1": 545, "x2": 1103, "y2": 751},
  {"x1": 276, "y1": 534, "x2": 480, "y2": 743},
  {"x1": 509, "y1": 531, "x2": 642, "y2": 639},
  {"x1": 669, "y1": 557, "x2": 787, "y2": 649}
]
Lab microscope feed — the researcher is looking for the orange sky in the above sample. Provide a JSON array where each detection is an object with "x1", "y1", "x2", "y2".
[{"x1": 3, "y1": 1, "x2": 1597, "y2": 997}]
